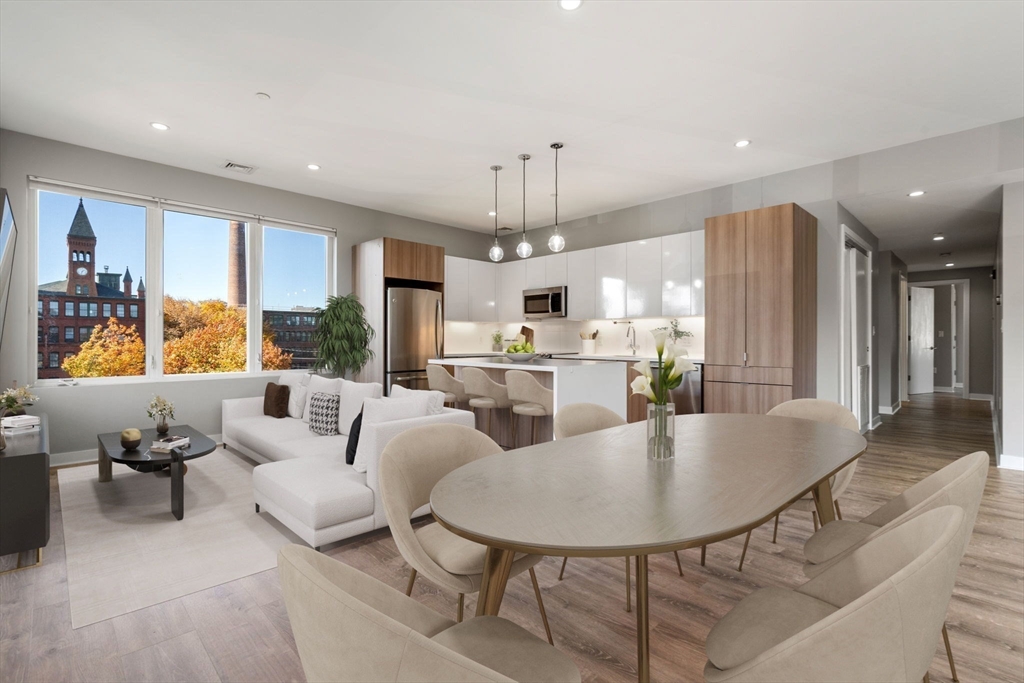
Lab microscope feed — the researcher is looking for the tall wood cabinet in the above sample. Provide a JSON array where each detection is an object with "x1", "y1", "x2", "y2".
[{"x1": 704, "y1": 203, "x2": 817, "y2": 414}]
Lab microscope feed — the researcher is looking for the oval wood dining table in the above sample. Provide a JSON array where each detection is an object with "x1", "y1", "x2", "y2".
[{"x1": 431, "y1": 413, "x2": 868, "y2": 683}]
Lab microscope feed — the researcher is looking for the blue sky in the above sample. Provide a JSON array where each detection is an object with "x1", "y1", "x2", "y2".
[{"x1": 39, "y1": 191, "x2": 326, "y2": 310}]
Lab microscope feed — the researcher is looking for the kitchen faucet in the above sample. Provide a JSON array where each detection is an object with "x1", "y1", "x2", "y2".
[{"x1": 626, "y1": 323, "x2": 638, "y2": 355}]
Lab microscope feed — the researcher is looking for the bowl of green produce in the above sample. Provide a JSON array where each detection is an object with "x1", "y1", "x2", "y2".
[{"x1": 504, "y1": 341, "x2": 537, "y2": 362}]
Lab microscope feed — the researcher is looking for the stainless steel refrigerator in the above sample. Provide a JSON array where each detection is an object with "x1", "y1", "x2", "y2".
[{"x1": 385, "y1": 287, "x2": 443, "y2": 394}]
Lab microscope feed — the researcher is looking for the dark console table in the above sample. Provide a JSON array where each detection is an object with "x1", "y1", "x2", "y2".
[{"x1": 0, "y1": 414, "x2": 49, "y2": 572}]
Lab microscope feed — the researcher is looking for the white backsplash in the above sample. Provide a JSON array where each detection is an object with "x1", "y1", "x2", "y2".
[{"x1": 444, "y1": 317, "x2": 705, "y2": 360}]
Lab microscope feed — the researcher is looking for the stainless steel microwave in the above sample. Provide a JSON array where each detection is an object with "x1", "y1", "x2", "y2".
[{"x1": 523, "y1": 286, "x2": 567, "y2": 319}]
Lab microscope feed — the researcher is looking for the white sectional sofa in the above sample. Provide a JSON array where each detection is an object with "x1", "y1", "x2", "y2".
[{"x1": 222, "y1": 376, "x2": 474, "y2": 549}]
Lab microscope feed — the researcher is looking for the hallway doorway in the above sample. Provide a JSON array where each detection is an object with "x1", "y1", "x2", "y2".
[{"x1": 906, "y1": 278, "x2": 972, "y2": 398}]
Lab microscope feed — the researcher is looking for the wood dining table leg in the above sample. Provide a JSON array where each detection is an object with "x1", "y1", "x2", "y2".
[
  {"x1": 476, "y1": 546, "x2": 515, "y2": 617},
  {"x1": 811, "y1": 480, "x2": 837, "y2": 526},
  {"x1": 635, "y1": 555, "x2": 650, "y2": 683}
]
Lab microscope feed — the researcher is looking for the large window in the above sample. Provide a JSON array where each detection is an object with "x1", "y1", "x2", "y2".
[
  {"x1": 32, "y1": 182, "x2": 333, "y2": 383},
  {"x1": 261, "y1": 226, "x2": 327, "y2": 370}
]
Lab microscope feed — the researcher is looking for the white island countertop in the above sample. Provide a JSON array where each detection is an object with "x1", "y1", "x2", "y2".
[
  {"x1": 549, "y1": 353, "x2": 705, "y2": 364},
  {"x1": 430, "y1": 356, "x2": 617, "y2": 373}
]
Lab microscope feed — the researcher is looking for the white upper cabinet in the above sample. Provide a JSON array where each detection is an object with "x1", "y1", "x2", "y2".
[
  {"x1": 497, "y1": 260, "x2": 526, "y2": 322},
  {"x1": 545, "y1": 252, "x2": 567, "y2": 287},
  {"x1": 444, "y1": 256, "x2": 469, "y2": 321},
  {"x1": 661, "y1": 232, "x2": 692, "y2": 316},
  {"x1": 595, "y1": 244, "x2": 627, "y2": 320},
  {"x1": 525, "y1": 257, "x2": 547, "y2": 290},
  {"x1": 467, "y1": 260, "x2": 497, "y2": 322},
  {"x1": 691, "y1": 229, "x2": 705, "y2": 315},
  {"x1": 566, "y1": 249, "x2": 596, "y2": 320},
  {"x1": 626, "y1": 238, "x2": 662, "y2": 318}
]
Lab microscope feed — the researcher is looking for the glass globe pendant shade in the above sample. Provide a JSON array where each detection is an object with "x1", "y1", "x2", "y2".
[
  {"x1": 489, "y1": 242, "x2": 504, "y2": 262},
  {"x1": 548, "y1": 232, "x2": 565, "y2": 252},
  {"x1": 517, "y1": 239, "x2": 533, "y2": 259}
]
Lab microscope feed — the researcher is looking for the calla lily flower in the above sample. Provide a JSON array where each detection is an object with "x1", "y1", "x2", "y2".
[
  {"x1": 633, "y1": 359, "x2": 653, "y2": 380},
  {"x1": 630, "y1": 374, "x2": 657, "y2": 402},
  {"x1": 652, "y1": 328, "x2": 670, "y2": 356}
]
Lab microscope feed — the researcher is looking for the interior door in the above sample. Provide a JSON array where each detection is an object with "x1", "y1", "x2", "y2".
[
  {"x1": 853, "y1": 249, "x2": 870, "y2": 430},
  {"x1": 909, "y1": 286, "x2": 935, "y2": 395}
]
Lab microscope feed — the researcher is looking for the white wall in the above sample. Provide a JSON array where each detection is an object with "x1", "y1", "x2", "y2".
[
  {"x1": 999, "y1": 181, "x2": 1023, "y2": 469},
  {"x1": 0, "y1": 129, "x2": 490, "y2": 457}
]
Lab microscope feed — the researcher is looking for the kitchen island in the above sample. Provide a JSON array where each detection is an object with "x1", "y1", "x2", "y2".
[{"x1": 428, "y1": 356, "x2": 626, "y2": 448}]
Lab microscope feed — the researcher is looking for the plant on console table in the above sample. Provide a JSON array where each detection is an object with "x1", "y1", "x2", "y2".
[
  {"x1": 147, "y1": 395, "x2": 175, "y2": 435},
  {"x1": 313, "y1": 294, "x2": 376, "y2": 378},
  {"x1": 631, "y1": 330, "x2": 696, "y2": 460},
  {"x1": 0, "y1": 385, "x2": 39, "y2": 451}
]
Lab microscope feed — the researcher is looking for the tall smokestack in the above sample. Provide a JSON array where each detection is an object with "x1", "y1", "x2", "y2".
[{"x1": 227, "y1": 221, "x2": 247, "y2": 308}]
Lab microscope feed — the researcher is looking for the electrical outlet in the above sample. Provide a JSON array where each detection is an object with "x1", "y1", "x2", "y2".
[{"x1": 938, "y1": 330, "x2": 944, "y2": 337}]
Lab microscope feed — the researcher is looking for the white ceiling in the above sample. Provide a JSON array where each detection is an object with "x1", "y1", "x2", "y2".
[{"x1": 2, "y1": 0, "x2": 1022, "y2": 249}]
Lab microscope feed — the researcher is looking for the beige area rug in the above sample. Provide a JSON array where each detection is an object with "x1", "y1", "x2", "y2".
[{"x1": 58, "y1": 448, "x2": 300, "y2": 628}]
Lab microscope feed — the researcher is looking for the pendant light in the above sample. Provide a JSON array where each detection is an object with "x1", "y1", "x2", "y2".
[
  {"x1": 488, "y1": 165, "x2": 504, "y2": 262},
  {"x1": 548, "y1": 142, "x2": 566, "y2": 252},
  {"x1": 516, "y1": 154, "x2": 533, "y2": 258}
]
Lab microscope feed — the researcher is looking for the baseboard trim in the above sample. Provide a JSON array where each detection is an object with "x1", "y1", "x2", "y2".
[
  {"x1": 870, "y1": 415, "x2": 882, "y2": 430},
  {"x1": 998, "y1": 454, "x2": 1024, "y2": 471},
  {"x1": 934, "y1": 386, "x2": 954, "y2": 393},
  {"x1": 49, "y1": 433, "x2": 223, "y2": 470},
  {"x1": 879, "y1": 401, "x2": 901, "y2": 415},
  {"x1": 969, "y1": 393, "x2": 994, "y2": 402},
  {"x1": 954, "y1": 382, "x2": 964, "y2": 388}
]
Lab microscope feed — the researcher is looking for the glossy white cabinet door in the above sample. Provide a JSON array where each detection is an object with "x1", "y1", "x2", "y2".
[
  {"x1": 497, "y1": 260, "x2": 526, "y2": 322},
  {"x1": 545, "y1": 252, "x2": 567, "y2": 287},
  {"x1": 691, "y1": 229, "x2": 705, "y2": 315},
  {"x1": 661, "y1": 232, "x2": 692, "y2": 316},
  {"x1": 595, "y1": 244, "x2": 627, "y2": 320},
  {"x1": 467, "y1": 260, "x2": 497, "y2": 322},
  {"x1": 626, "y1": 238, "x2": 662, "y2": 318},
  {"x1": 444, "y1": 256, "x2": 469, "y2": 321},
  {"x1": 525, "y1": 256, "x2": 547, "y2": 290},
  {"x1": 567, "y1": 249, "x2": 596, "y2": 320}
]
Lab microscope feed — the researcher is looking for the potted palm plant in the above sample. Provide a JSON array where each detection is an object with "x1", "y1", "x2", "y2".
[
  {"x1": 313, "y1": 294, "x2": 375, "y2": 377},
  {"x1": 630, "y1": 330, "x2": 696, "y2": 460}
]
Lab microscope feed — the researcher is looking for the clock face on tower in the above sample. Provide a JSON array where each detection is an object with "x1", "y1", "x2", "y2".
[{"x1": 76, "y1": 267, "x2": 88, "y2": 276}]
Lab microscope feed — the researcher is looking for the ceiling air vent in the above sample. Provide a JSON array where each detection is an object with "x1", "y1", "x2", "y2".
[
  {"x1": 498, "y1": 226, "x2": 513, "y2": 232},
  {"x1": 222, "y1": 161, "x2": 256, "y2": 175}
]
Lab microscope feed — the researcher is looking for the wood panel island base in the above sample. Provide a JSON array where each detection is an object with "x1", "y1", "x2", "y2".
[{"x1": 429, "y1": 357, "x2": 626, "y2": 448}]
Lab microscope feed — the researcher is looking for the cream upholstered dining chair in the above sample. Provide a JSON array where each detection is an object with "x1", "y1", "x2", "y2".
[
  {"x1": 801, "y1": 450, "x2": 989, "y2": 683},
  {"x1": 278, "y1": 544, "x2": 580, "y2": 683},
  {"x1": 552, "y1": 403, "x2": 683, "y2": 613},
  {"x1": 379, "y1": 423, "x2": 554, "y2": 644},
  {"x1": 505, "y1": 370, "x2": 554, "y2": 447},
  {"x1": 462, "y1": 367, "x2": 514, "y2": 440},
  {"x1": 426, "y1": 365, "x2": 469, "y2": 407},
  {"x1": 724, "y1": 399, "x2": 860, "y2": 573},
  {"x1": 703, "y1": 506, "x2": 969, "y2": 683}
]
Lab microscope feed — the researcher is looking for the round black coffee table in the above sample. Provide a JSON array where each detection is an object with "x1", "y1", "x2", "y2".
[{"x1": 96, "y1": 425, "x2": 217, "y2": 520}]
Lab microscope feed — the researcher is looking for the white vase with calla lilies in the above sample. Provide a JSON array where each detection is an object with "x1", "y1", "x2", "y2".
[{"x1": 630, "y1": 329, "x2": 697, "y2": 460}]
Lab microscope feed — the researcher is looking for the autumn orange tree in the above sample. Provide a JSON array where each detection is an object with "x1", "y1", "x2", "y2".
[{"x1": 62, "y1": 319, "x2": 146, "y2": 377}]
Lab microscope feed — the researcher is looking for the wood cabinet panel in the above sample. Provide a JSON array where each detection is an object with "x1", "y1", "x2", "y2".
[
  {"x1": 704, "y1": 365, "x2": 793, "y2": 385},
  {"x1": 745, "y1": 205, "x2": 794, "y2": 368},
  {"x1": 444, "y1": 256, "x2": 469, "y2": 321},
  {"x1": 567, "y1": 249, "x2": 596, "y2": 320},
  {"x1": 705, "y1": 381, "x2": 746, "y2": 414},
  {"x1": 383, "y1": 238, "x2": 444, "y2": 283},
  {"x1": 705, "y1": 212, "x2": 746, "y2": 366},
  {"x1": 661, "y1": 232, "x2": 692, "y2": 316},
  {"x1": 792, "y1": 205, "x2": 818, "y2": 398},
  {"x1": 747, "y1": 383, "x2": 793, "y2": 414}
]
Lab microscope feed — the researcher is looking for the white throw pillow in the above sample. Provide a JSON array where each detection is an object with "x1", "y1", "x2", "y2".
[
  {"x1": 302, "y1": 375, "x2": 344, "y2": 422},
  {"x1": 389, "y1": 384, "x2": 446, "y2": 415},
  {"x1": 338, "y1": 380, "x2": 383, "y2": 435},
  {"x1": 353, "y1": 396, "x2": 431, "y2": 473},
  {"x1": 278, "y1": 373, "x2": 311, "y2": 419}
]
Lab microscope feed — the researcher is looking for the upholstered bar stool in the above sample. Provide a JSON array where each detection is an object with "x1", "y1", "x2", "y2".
[
  {"x1": 505, "y1": 370, "x2": 554, "y2": 447},
  {"x1": 461, "y1": 367, "x2": 513, "y2": 440},
  {"x1": 427, "y1": 365, "x2": 470, "y2": 407}
]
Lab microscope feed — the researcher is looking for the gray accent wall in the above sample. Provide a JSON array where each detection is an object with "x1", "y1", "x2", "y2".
[
  {"x1": 997, "y1": 181, "x2": 1024, "y2": 467},
  {"x1": 875, "y1": 250, "x2": 908, "y2": 412},
  {"x1": 0, "y1": 129, "x2": 490, "y2": 457}
]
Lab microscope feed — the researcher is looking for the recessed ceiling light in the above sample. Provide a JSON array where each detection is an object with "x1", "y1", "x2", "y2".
[
  {"x1": 255, "y1": 92, "x2": 271, "y2": 100},
  {"x1": 734, "y1": 140, "x2": 751, "y2": 148},
  {"x1": 933, "y1": 234, "x2": 944, "y2": 241},
  {"x1": 150, "y1": 122, "x2": 169, "y2": 131},
  {"x1": 908, "y1": 190, "x2": 925, "y2": 197},
  {"x1": 560, "y1": 0, "x2": 582, "y2": 9},
  {"x1": 307, "y1": 164, "x2": 320, "y2": 171},
  {"x1": 488, "y1": 211, "x2": 497, "y2": 216},
  {"x1": 945, "y1": 263, "x2": 955, "y2": 267}
]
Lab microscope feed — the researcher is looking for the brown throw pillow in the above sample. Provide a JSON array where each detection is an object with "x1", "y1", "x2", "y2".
[{"x1": 264, "y1": 382, "x2": 290, "y2": 418}]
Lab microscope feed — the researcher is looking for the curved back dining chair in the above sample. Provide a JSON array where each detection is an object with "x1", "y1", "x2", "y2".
[
  {"x1": 278, "y1": 544, "x2": 580, "y2": 683},
  {"x1": 552, "y1": 403, "x2": 625, "y2": 440},
  {"x1": 426, "y1": 365, "x2": 469, "y2": 406},
  {"x1": 462, "y1": 367, "x2": 513, "y2": 439},
  {"x1": 378, "y1": 424, "x2": 553, "y2": 643},
  {"x1": 704, "y1": 506, "x2": 969, "y2": 683},
  {"x1": 505, "y1": 370, "x2": 554, "y2": 446}
]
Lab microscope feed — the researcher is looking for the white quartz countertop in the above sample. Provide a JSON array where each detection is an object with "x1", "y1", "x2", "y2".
[
  {"x1": 550, "y1": 353, "x2": 705, "y2": 364},
  {"x1": 431, "y1": 356, "x2": 617, "y2": 372}
]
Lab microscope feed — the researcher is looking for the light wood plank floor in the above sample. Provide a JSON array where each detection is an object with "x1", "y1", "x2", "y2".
[{"x1": 2, "y1": 393, "x2": 1021, "y2": 682}]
